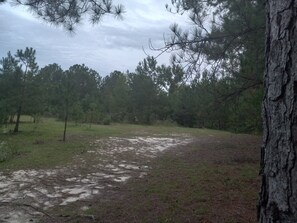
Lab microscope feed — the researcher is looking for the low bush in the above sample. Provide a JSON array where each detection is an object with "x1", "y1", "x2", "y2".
[{"x1": 102, "y1": 116, "x2": 111, "y2": 125}]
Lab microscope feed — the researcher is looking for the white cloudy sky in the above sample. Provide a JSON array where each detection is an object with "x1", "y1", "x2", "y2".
[{"x1": 0, "y1": 0, "x2": 189, "y2": 76}]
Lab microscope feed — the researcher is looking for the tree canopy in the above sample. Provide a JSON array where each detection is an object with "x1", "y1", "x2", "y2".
[{"x1": 3, "y1": 0, "x2": 124, "y2": 30}]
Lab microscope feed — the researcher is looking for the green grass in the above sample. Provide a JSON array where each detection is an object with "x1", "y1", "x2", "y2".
[
  {"x1": 0, "y1": 117, "x2": 121, "y2": 170},
  {"x1": 0, "y1": 116, "x2": 228, "y2": 171}
]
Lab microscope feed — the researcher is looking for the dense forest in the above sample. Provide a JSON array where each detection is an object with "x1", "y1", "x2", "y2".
[
  {"x1": 0, "y1": 48, "x2": 262, "y2": 133},
  {"x1": 0, "y1": 0, "x2": 265, "y2": 134}
]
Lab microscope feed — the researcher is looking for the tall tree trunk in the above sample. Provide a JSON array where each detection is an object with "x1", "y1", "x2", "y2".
[
  {"x1": 14, "y1": 105, "x2": 22, "y2": 133},
  {"x1": 63, "y1": 99, "x2": 69, "y2": 142},
  {"x1": 259, "y1": 0, "x2": 297, "y2": 222},
  {"x1": 14, "y1": 86, "x2": 25, "y2": 133},
  {"x1": 14, "y1": 76, "x2": 26, "y2": 133}
]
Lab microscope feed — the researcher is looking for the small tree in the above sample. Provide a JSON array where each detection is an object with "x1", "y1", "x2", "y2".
[
  {"x1": 0, "y1": 48, "x2": 38, "y2": 132},
  {"x1": 0, "y1": 52, "x2": 21, "y2": 127},
  {"x1": 61, "y1": 70, "x2": 76, "y2": 142},
  {"x1": 13, "y1": 47, "x2": 39, "y2": 132}
]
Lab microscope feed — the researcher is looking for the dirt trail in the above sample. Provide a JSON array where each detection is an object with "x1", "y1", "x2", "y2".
[{"x1": 0, "y1": 135, "x2": 193, "y2": 222}]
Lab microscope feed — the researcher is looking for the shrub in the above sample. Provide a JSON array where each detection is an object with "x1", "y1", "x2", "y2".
[{"x1": 102, "y1": 116, "x2": 111, "y2": 125}]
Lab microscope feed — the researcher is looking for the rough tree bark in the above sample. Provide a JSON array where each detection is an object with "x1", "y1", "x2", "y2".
[{"x1": 259, "y1": 0, "x2": 297, "y2": 222}]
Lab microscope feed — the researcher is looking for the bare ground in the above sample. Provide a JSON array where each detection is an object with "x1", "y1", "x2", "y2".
[{"x1": 0, "y1": 133, "x2": 261, "y2": 223}]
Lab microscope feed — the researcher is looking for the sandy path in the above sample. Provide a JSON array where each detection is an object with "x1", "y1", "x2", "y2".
[{"x1": 0, "y1": 135, "x2": 192, "y2": 222}]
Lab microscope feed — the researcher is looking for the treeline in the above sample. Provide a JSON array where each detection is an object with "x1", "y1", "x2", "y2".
[
  {"x1": 0, "y1": 0, "x2": 265, "y2": 134},
  {"x1": 0, "y1": 47, "x2": 262, "y2": 133}
]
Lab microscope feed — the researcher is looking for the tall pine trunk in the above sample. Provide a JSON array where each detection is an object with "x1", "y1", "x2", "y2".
[
  {"x1": 13, "y1": 105, "x2": 22, "y2": 133},
  {"x1": 259, "y1": 0, "x2": 297, "y2": 222},
  {"x1": 63, "y1": 99, "x2": 69, "y2": 142},
  {"x1": 14, "y1": 85, "x2": 25, "y2": 133}
]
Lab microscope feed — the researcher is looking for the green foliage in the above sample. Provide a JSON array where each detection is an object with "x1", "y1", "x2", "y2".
[
  {"x1": 128, "y1": 72, "x2": 158, "y2": 124},
  {"x1": 164, "y1": 0, "x2": 265, "y2": 132},
  {"x1": 15, "y1": 0, "x2": 124, "y2": 31},
  {"x1": 228, "y1": 87, "x2": 263, "y2": 133},
  {"x1": 0, "y1": 52, "x2": 22, "y2": 123},
  {"x1": 0, "y1": 47, "x2": 40, "y2": 132},
  {"x1": 37, "y1": 63, "x2": 64, "y2": 116},
  {"x1": 100, "y1": 71, "x2": 129, "y2": 122},
  {"x1": 102, "y1": 115, "x2": 111, "y2": 125},
  {"x1": 172, "y1": 86, "x2": 197, "y2": 128},
  {"x1": 71, "y1": 103, "x2": 84, "y2": 124}
]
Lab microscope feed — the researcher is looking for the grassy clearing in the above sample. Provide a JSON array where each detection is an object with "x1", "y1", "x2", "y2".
[
  {"x1": 0, "y1": 116, "x2": 261, "y2": 222},
  {"x1": 0, "y1": 116, "x2": 226, "y2": 171},
  {"x1": 0, "y1": 117, "x2": 123, "y2": 170}
]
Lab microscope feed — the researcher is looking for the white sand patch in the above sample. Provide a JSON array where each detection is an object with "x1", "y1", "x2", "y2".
[
  {"x1": 81, "y1": 179, "x2": 91, "y2": 183},
  {"x1": 139, "y1": 172, "x2": 147, "y2": 178},
  {"x1": 25, "y1": 192, "x2": 37, "y2": 198},
  {"x1": 91, "y1": 172, "x2": 108, "y2": 177},
  {"x1": 44, "y1": 201, "x2": 54, "y2": 208},
  {"x1": 92, "y1": 189, "x2": 100, "y2": 194},
  {"x1": 46, "y1": 193, "x2": 62, "y2": 198},
  {"x1": 62, "y1": 187, "x2": 88, "y2": 195},
  {"x1": 19, "y1": 183, "x2": 27, "y2": 188},
  {"x1": 6, "y1": 191, "x2": 20, "y2": 199},
  {"x1": 0, "y1": 175, "x2": 7, "y2": 181},
  {"x1": 12, "y1": 170, "x2": 37, "y2": 182},
  {"x1": 0, "y1": 182, "x2": 11, "y2": 189},
  {"x1": 65, "y1": 177, "x2": 78, "y2": 182},
  {"x1": 113, "y1": 176, "x2": 131, "y2": 182},
  {"x1": 79, "y1": 193, "x2": 90, "y2": 199},
  {"x1": 60, "y1": 197, "x2": 80, "y2": 205},
  {"x1": 35, "y1": 187, "x2": 48, "y2": 195},
  {"x1": 119, "y1": 164, "x2": 140, "y2": 170},
  {"x1": 0, "y1": 210, "x2": 38, "y2": 223},
  {"x1": 93, "y1": 136, "x2": 192, "y2": 158},
  {"x1": 81, "y1": 206, "x2": 90, "y2": 211}
]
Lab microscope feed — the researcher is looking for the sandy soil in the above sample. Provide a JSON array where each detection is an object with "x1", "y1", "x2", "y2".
[{"x1": 0, "y1": 135, "x2": 193, "y2": 222}]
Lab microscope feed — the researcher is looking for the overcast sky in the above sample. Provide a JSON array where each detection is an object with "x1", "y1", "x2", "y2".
[{"x1": 0, "y1": 0, "x2": 189, "y2": 76}]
